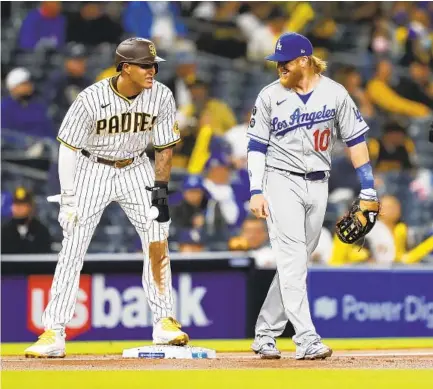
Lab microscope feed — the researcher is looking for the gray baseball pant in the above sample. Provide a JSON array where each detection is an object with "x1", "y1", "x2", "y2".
[{"x1": 255, "y1": 167, "x2": 328, "y2": 347}]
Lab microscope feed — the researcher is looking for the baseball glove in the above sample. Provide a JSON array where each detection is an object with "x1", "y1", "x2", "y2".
[{"x1": 336, "y1": 198, "x2": 380, "y2": 244}]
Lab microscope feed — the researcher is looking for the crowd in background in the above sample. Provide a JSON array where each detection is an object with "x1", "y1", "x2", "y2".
[{"x1": 1, "y1": 1, "x2": 433, "y2": 267}]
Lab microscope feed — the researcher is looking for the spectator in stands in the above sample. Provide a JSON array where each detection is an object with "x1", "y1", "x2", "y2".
[
  {"x1": 283, "y1": 2, "x2": 317, "y2": 35},
  {"x1": 399, "y1": 7, "x2": 433, "y2": 67},
  {"x1": 367, "y1": 15, "x2": 396, "y2": 57},
  {"x1": 195, "y1": 2, "x2": 247, "y2": 59},
  {"x1": 303, "y1": 3, "x2": 338, "y2": 55},
  {"x1": 378, "y1": 195, "x2": 410, "y2": 262},
  {"x1": 366, "y1": 59, "x2": 431, "y2": 117},
  {"x1": 1, "y1": 191, "x2": 13, "y2": 220},
  {"x1": 166, "y1": 42, "x2": 197, "y2": 107},
  {"x1": 1, "y1": 1, "x2": 11, "y2": 22},
  {"x1": 368, "y1": 121, "x2": 417, "y2": 173},
  {"x1": 395, "y1": 61, "x2": 433, "y2": 107},
  {"x1": 171, "y1": 175, "x2": 207, "y2": 232},
  {"x1": 18, "y1": 1, "x2": 65, "y2": 51},
  {"x1": 236, "y1": 2, "x2": 274, "y2": 39},
  {"x1": 224, "y1": 109, "x2": 250, "y2": 170},
  {"x1": 202, "y1": 145, "x2": 247, "y2": 239},
  {"x1": 328, "y1": 220, "x2": 396, "y2": 267},
  {"x1": 329, "y1": 194, "x2": 413, "y2": 267},
  {"x1": 1, "y1": 187, "x2": 52, "y2": 254},
  {"x1": 171, "y1": 124, "x2": 197, "y2": 169},
  {"x1": 176, "y1": 114, "x2": 219, "y2": 172},
  {"x1": 410, "y1": 168, "x2": 433, "y2": 202},
  {"x1": 122, "y1": 2, "x2": 187, "y2": 51},
  {"x1": 310, "y1": 227, "x2": 334, "y2": 264},
  {"x1": 176, "y1": 229, "x2": 206, "y2": 253},
  {"x1": 391, "y1": 2, "x2": 413, "y2": 27},
  {"x1": 178, "y1": 79, "x2": 237, "y2": 136},
  {"x1": 328, "y1": 196, "x2": 403, "y2": 267},
  {"x1": 95, "y1": 65, "x2": 119, "y2": 82},
  {"x1": 228, "y1": 214, "x2": 274, "y2": 268},
  {"x1": 1, "y1": 68, "x2": 55, "y2": 139},
  {"x1": 45, "y1": 43, "x2": 92, "y2": 124},
  {"x1": 334, "y1": 66, "x2": 375, "y2": 121},
  {"x1": 66, "y1": 2, "x2": 123, "y2": 46},
  {"x1": 230, "y1": 217, "x2": 333, "y2": 268},
  {"x1": 329, "y1": 146, "x2": 361, "y2": 202},
  {"x1": 246, "y1": 6, "x2": 288, "y2": 63}
]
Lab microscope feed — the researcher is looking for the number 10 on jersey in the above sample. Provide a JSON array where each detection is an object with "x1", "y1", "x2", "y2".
[{"x1": 313, "y1": 128, "x2": 331, "y2": 152}]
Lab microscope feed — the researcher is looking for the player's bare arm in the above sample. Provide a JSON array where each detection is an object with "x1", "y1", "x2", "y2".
[
  {"x1": 347, "y1": 141, "x2": 371, "y2": 169},
  {"x1": 146, "y1": 81, "x2": 180, "y2": 225},
  {"x1": 146, "y1": 145, "x2": 176, "y2": 224},
  {"x1": 154, "y1": 145, "x2": 174, "y2": 182}
]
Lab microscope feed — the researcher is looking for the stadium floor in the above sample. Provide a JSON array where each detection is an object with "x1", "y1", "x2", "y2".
[{"x1": 2, "y1": 339, "x2": 433, "y2": 389}]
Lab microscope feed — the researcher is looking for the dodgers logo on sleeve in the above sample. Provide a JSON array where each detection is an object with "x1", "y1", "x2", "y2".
[{"x1": 353, "y1": 108, "x2": 364, "y2": 123}]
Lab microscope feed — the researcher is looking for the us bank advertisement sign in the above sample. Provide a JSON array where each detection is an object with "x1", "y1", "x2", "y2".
[
  {"x1": 1, "y1": 272, "x2": 247, "y2": 342},
  {"x1": 309, "y1": 269, "x2": 433, "y2": 337}
]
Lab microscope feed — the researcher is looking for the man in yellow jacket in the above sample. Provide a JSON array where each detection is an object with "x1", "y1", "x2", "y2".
[
  {"x1": 95, "y1": 66, "x2": 118, "y2": 82},
  {"x1": 178, "y1": 79, "x2": 237, "y2": 136},
  {"x1": 366, "y1": 59, "x2": 431, "y2": 117}
]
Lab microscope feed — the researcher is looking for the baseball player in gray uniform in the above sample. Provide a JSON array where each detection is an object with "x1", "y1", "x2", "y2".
[
  {"x1": 248, "y1": 33, "x2": 378, "y2": 359},
  {"x1": 25, "y1": 38, "x2": 189, "y2": 358}
]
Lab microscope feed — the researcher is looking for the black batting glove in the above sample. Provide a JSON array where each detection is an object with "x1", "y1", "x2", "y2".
[{"x1": 145, "y1": 181, "x2": 170, "y2": 223}]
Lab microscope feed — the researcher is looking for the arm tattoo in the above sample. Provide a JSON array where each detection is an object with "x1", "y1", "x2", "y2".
[{"x1": 155, "y1": 146, "x2": 174, "y2": 182}]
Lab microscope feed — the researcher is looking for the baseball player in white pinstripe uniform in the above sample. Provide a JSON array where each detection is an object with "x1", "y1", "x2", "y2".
[{"x1": 25, "y1": 38, "x2": 189, "y2": 358}]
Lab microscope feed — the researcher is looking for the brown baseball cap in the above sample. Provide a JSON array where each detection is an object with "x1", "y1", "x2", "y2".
[{"x1": 114, "y1": 37, "x2": 165, "y2": 71}]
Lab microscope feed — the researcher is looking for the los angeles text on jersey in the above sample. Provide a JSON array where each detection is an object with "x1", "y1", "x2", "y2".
[
  {"x1": 272, "y1": 104, "x2": 336, "y2": 135},
  {"x1": 96, "y1": 112, "x2": 157, "y2": 135}
]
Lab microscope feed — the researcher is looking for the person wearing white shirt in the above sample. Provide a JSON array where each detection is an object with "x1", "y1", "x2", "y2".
[
  {"x1": 224, "y1": 110, "x2": 251, "y2": 169},
  {"x1": 246, "y1": 7, "x2": 287, "y2": 63}
]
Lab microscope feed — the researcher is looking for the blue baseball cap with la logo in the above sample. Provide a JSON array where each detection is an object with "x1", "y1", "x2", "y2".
[{"x1": 265, "y1": 33, "x2": 313, "y2": 62}]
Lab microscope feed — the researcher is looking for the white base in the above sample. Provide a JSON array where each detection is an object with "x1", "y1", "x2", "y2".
[{"x1": 122, "y1": 345, "x2": 216, "y2": 359}]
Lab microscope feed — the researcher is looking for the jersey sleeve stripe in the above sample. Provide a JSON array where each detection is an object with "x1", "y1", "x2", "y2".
[
  {"x1": 153, "y1": 138, "x2": 181, "y2": 149},
  {"x1": 247, "y1": 133, "x2": 269, "y2": 144},
  {"x1": 248, "y1": 138, "x2": 268, "y2": 154},
  {"x1": 57, "y1": 137, "x2": 80, "y2": 151},
  {"x1": 346, "y1": 134, "x2": 366, "y2": 147},
  {"x1": 343, "y1": 125, "x2": 369, "y2": 142}
]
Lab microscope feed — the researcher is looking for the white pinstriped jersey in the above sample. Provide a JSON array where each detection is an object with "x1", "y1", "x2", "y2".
[
  {"x1": 57, "y1": 77, "x2": 180, "y2": 159},
  {"x1": 247, "y1": 75, "x2": 369, "y2": 173}
]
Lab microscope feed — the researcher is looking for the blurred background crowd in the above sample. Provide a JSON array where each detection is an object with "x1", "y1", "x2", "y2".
[{"x1": 1, "y1": 1, "x2": 433, "y2": 267}]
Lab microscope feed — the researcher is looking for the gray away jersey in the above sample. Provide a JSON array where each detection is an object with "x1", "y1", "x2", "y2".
[
  {"x1": 57, "y1": 78, "x2": 181, "y2": 160},
  {"x1": 247, "y1": 75, "x2": 369, "y2": 173}
]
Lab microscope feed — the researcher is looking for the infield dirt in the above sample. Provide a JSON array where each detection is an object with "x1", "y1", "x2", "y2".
[{"x1": 3, "y1": 349, "x2": 433, "y2": 371}]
